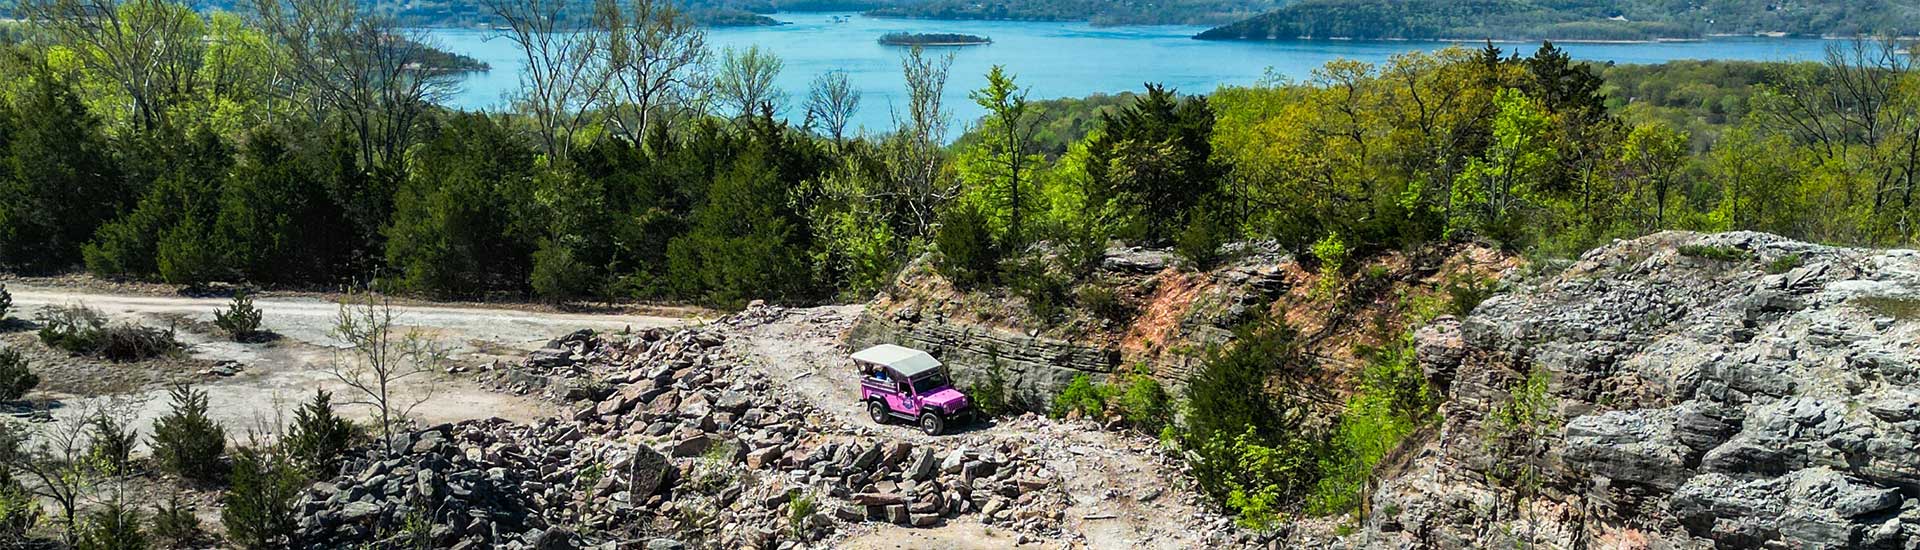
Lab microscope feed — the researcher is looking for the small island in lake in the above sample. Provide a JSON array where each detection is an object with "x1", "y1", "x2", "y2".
[{"x1": 878, "y1": 32, "x2": 992, "y2": 46}]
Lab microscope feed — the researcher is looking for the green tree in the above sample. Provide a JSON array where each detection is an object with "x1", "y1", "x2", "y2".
[
  {"x1": 221, "y1": 445, "x2": 305, "y2": 549},
  {"x1": 1449, "y1": 88, "x2": 1557, "y2": 246},
  {"x1": 967, "y1": 65, "x2": 1040, "y2": 246},
  {"x1": 149, "y1": 384, "x2": 226, "y2": 482},
  {"x1": 385, "y1": 113, "x2": 539, "y2": 298},
  {"x1": 282, "y1": 389, "x2": 359, "y2": 477},
  {"x1": 933, "y1": 202, "x2": 999, "y2": 289},
  {"x1": 0, "y1": 59, "x2": 125, "y2": 271},
  {"x1": 1618, "y1": 121, "x2": 1690, "y2": 231},
  {"x1": 1085, "y1": 84, "x2": 1221, "y2": 242},
  {"x1": 0, "y1": 349, "x2": 37, "y2": 402}
]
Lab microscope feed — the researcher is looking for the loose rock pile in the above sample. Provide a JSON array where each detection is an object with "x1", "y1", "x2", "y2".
[{"x1": 299, "y1": 308, "x2": 1073, "y2": 549}]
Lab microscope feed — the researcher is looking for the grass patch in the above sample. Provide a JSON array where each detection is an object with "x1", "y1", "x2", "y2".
[
  {"x1": 1765, "y1": 253, "x2": 1803, "y2": 274},
  {"x1": 1853, "y1": 296, "x2": 1920, "y2": 320},
  {"x1": 1677, "y1": 244, "x2": 1753, "y2": 262}
]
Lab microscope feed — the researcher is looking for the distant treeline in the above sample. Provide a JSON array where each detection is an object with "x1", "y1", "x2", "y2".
[
  {"x1": 878, "y1": 32, "x2": 989, "y2": 45},
  {"x1": 1197, "y1": 0, "x2": 1920, "y2": 41}
]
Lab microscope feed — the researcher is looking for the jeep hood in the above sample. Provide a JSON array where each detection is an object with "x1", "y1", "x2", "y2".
[{"x1": 922, "y1": 387, "x2": 969, "y2": 410}]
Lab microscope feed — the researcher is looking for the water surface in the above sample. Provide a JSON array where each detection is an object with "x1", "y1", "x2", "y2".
[{"x1": 433, "y1": 13, "x2": 1837, "y2": 137}]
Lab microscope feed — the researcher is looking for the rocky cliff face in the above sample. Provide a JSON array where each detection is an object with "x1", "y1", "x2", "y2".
[
  {"x1": 1369, "y1": 231, "x2": 1920, "y2": 549},
  {"x1": 851, "y1": 244, "x2": 1507, "y2": 410}
]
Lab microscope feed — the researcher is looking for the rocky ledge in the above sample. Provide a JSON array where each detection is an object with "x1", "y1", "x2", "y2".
[{"x1": 1367, "y1": 231, "x2": 1920, "y2": 549}]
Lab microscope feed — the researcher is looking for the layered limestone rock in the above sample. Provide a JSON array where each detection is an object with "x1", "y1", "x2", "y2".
[{"x1": 1369, "y1": 231, "x2": 1920, "y2": 549}]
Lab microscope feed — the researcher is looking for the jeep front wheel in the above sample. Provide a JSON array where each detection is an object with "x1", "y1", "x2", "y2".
[
  {"x1": 868, "y1": 400, "x2": 890, "y2": 425},
  {"x1": 919, "y1": 412, "x2": 944, "y2": 436}
]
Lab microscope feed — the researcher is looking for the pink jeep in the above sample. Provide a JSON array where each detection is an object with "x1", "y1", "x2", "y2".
[{"x1": 854, "y1": 344, "x2": 972, "y2": 435}]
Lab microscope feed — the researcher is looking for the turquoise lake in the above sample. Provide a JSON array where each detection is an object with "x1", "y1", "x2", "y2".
[{"x1": 431, "y1": 12, "x2": 1838, "y2": 137}]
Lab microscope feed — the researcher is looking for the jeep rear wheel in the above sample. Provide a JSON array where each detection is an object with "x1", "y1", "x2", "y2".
[
  {"x1": 868, "y1": 400, "x2": 890, "y2": 425},
  {"x1": 919, "y1": 412, "x2": 944, "y2": 436}
]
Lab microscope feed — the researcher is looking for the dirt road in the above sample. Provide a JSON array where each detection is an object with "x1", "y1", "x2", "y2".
[
  {"x1": 3, "y1": 284, "x2": 689, "y2": 444},
  {"x1": 728, "y1": 306, "x2": 1214, "y2": 550}
]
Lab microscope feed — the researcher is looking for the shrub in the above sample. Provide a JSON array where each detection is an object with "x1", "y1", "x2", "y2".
[
  {"x1": 0, "y1": 349, "x2": 38, "y2": 402},
  {"x1": 282, "y1": 389, "x2": 361, "y2": 477},
  {"x1": 1182, "y1": 317, "x2": 1324, "y2": 527},
  {"x1": 150, "y1": 384, "x2": 226, "y2": 482},
  {"x1": 0, "y1": 478, "x2": 39, "y2": 542},
  {"x1": 1310, "y1": 232, "x2": 1349, "y2": 299},
  {"x1": 1443, "y1": 273, "x2": 1498, "y2": 317},
  {"x1": 75, "y1": 498, "x2": 148, "y2": 550},
  {"x1": 87, "y1": 409, "x2": 140, "y2": 475},
  {"x1": 1113, "y1": 370, "x2": 1173, "y2": 435},
  {"x1": 213, "y1": 291, "x2": 265, "y2": 342},
  {"x1": 152, "y1": 493, "x2": 202, "y2": 547},
  {"x1": 38, "y1": 305, "x2": 180, "y2": 361},
  {"x1": 934, "y1": 203, "x2": 999, "y2": 289},
  {"x1": 1677, "y1": 244, "x2": 1752, "y2": 262},
  {"x1": 786, "y1": 491, "x2": 817, "y2": 539},
  {"x1": 1004, "y1": 257, "x2": 1070, "y2": 321},
  {"x1": 1050, "y1": 374, "x2": 1111, "y2": 419},
  {"x1": 966, "y1": 350, "x2": 1014, "y2": 418},
  {"x1": 1765, "y1": 253, "x2": 1803, "y2": 274},
  {"x1": 1308, "y1": 337, "x2": 1433, "y2": 516},
  {"x1": 1175, "y1": 209, "x2": 1229, "y2": 269},
  {"x1": 0, "y1": 284, "x2": 10, "y2": 319},
  {"x1": 38, "y1": 305, "x2": 110, "y2": 352},
  {"x1": 1077, "y1": 284, "x2": 1132, "y2": 325},
  {"x1": 220, "y1": 446, "x2": 305, "y2": 550}
]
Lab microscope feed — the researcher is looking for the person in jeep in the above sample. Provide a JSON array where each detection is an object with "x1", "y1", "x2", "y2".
[{"x1": 853, "y1": 344, "x2": 972, "y2": 435}]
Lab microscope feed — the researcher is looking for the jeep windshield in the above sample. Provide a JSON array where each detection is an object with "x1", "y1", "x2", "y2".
[{"x1": 911, "y1": 371, "x2": 949, "y2": 393}]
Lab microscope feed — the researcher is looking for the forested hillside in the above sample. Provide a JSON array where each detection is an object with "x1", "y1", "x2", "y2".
[
  {"x1": 7, "y1": 0, "x2": 1920, "y2": 542},
  {"x1": 1197, "y1": 0, "x2": 1920, "y2": 41},
  {"x1": 867, "y1": 0, "x2": 1279, "y2": 26}
]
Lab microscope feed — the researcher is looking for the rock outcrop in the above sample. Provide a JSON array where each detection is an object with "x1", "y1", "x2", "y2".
[
  {"x1": 297, "y1": 310, "x2": 1076, "y2": 549},
  {"x1": 851, "y1": 243, "x2": 1507, "y2": 410},
  {"x1": 1367, "y1": 231, "x2": 1920, "y2": 549}
]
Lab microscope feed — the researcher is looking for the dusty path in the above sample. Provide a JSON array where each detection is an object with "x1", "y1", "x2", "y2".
[
  {"x1": 729, "y1": 305, "x2": 1214, "y2": 550},
  {"x1": 3, "y1": 285, "x2": 689, "y2": 445}
]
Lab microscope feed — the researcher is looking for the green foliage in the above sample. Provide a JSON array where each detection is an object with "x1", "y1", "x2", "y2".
[
  {"x1": 1175, "y1": 206, "x2": 1231, "y2": 269},
  {"x1": 152, "y1": 493, "x2": 202, "y2": 548},
  {"x1": 1310, "y1": 232, "x2": 1349, "y2": 298},
  {"x1": 385, "y1": 113, "x2": 538, "y2": 299},
  {"x1": 1050, "y1": 374, "x2": 1113, "y2": 419},
  {"x1": 1677, "y1": 244, "x2": 1753, "y2": 262},
  {"x1": 965, "y1": 350, "x2": 1014, "y2": 417},
  {"x1": 0, "y1": 348, "x2": 37, "y2": 402},
  {"x1": 786, "y1": 491, "x2": 817, "y2": 539},
  {"x1": 934, "y1": 202, "x2": 1001, "y2": 289},
  {"x1": 1196, "y1": 0, "x2": 1903, "y2": 41},
  {"x1": 1309, "y1": 337, "x2": 1433, "y2": 515},
  {"x1": 0, "y1": 58, "x2": 128, "y2": 271},
  {"x1": 150, "y1": 384, "x2": 226, "y2": 482},
  {"x1": 1181, "y1": 317, "x2": 1323, "y2": 527},
  {"x1": 1483, "y1": 365, "x2": 1560, "y2": 506},
  {"x1": 1766, "y1": 253, "x2": 1803, "y2": 275},
  {"x1": 220, "y1": 445, "x2": 306, "y2": 550},
  {"x1": 282, "y1": 389, "x2": 361, "y2": 478},
  {"x1": 1112, "y1": 369, "x2": 1173, "y2": 435},
  {"x1": 1086, "y1": 84, "x2": 1222, "y2": 244},
  {"x1": 74, "y1": 498, "x2": 148, "y2": 550},
  {"x1": 1443, "y1": 273, "x2": 1498, "y2": 317},
  {"x1": 86, "y1": 409, "x2": 139, "y2": 475},
  {"x1": 214, "y1": 291, "x2": 265, "y2": 341},
  {"x1": 37, "y1": 305, "x2": 183, "y2": 362},
  {"x1": 0, "y1": 476, "x2": 38, "y2": 542},
  {"x1": 1075, "y1": 283, "x2": 1132, "y2": 325},
  {"x1": 1449, "y1": 88, "x2": 1556, "y2": 246}
]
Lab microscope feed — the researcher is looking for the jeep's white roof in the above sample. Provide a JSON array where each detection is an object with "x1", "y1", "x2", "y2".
[{"x1": 851, "y1": 344, "x2": 942, "y2": 378}]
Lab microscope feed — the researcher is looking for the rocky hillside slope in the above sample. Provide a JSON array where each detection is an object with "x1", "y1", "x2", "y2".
[
  {"x1": 1364, "y1": 231, "x2": 1920, "y2": 549},
  {"x1": 851, "y1": 243, "x2": 1510, "y2": 410}
]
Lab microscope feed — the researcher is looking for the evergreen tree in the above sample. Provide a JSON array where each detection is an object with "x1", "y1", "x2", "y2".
[
  {"x1": 1085, "y1": 84, "x2": 1222, "y2": 243},
  {"x1": 0, "y1": 60, "x2": 125, "y2": 271}
]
